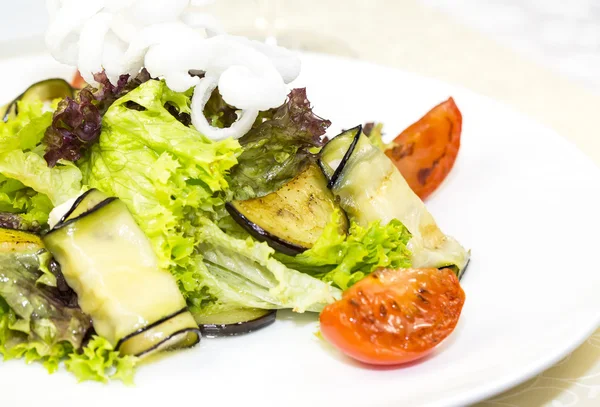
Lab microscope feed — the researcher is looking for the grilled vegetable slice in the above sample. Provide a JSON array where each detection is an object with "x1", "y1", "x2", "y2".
[
  {"x1": 55, "y1": 188, "x2": 110, "y2": 225},
  {"x1": 320, "y1": 130, "x2": 469, "y2": 276},
  {"x1": 43, "y1": 192, "x2": 200, "y2": 357},
  {"x1": 227, "y1": 163, "x2": 348, "y2": 255},
  {"x1": 318, "y1": 125, "x2": 361, "y2": 185},
  {"x1": 1, "y1": 78, "x2": 73, "y2": 122},
  {"x1": 197, "y1": 309, "x2": 276, "y2": 337},
  {"x1": 0, "y1": 228, "x2": 44, "y2": 253}
]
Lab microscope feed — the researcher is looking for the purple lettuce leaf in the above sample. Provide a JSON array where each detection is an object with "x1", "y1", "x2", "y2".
[
  {"x1": 229, "y1": 88, "x2": 331, "y2": 200},
  {"x1": 43, "y1": 70, "x2": 151, "y2": 167}
]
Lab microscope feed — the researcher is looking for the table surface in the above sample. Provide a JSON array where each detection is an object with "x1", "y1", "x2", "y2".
[{"x1": 2, "y1": 1, "x2": 600, "y2": 406}]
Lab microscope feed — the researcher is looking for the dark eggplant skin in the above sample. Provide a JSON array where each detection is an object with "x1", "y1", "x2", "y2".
[
  {"x1": 56, "y1": 188, "x2": 97, "y2": 226},
  {"x1": 317, "y1": 159, "x2": 334, "y2": 180},
  {"x1": 135, "y1": 328, "x2": 201, "y2": 357},
  {"x1": 225, "y1": 202, "x2": 307, "y2": 256},
  {"x1": 317, "y1": 125, "x2": 362, "y2": 188},
  {"x1": 199, "y1": 310, "x2": 277, "y2": 337},
  {"x1": 457, "y1": 256, "x2": 470, "y2": 281},
  {"x1": 44, "y1": 198, "x2": 117, "y2": 237},
  {"x1": 115, "y1": 307, "x2": 187, "y2": 350},
  {"x1": 115, "y1": 307, "x2": 201, "y2": 357}
]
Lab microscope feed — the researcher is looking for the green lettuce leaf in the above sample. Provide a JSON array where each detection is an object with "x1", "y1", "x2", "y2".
[
  {"x1": 277, "y1": 210, "x2": 413, "y2": 290},
  {"x1": 2, "y1": 299, "x2": 136, "y2": 383},
  {"x1": 194, "y1": 218, "x2": 340, "y2": 317},
  {"x1": 0, "y1": 151, "x2": 82, "y2": 206},
  {"x1": 203, "y1": 88, "x2": 237, "y2": 129},
  {"x1": 0, "y1": 98, "x2": 81, "y2": 229},
  {"x1": 0, "y1": 99, "x2": 53, "y2": 154},
  {"x1": 0, "y1": 176, "x2": 53, "y2": 229},
  {"x1": 65, "y1": 336, "x2": 138, "y2": 385}
]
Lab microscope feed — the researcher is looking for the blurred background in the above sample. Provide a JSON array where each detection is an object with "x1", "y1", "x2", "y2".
[{"x1": 2, "y1": 0, "x2": 599, "y2": 93}]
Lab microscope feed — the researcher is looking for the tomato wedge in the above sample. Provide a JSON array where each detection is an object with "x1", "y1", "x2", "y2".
[
  {"x1": 71, "y1": 71, "x2": 86, "y2": 89},
  {"x1": 320, "y1": 268, "x2": 465, "y2": 365},
  {"x1": 385, "y1": 98, "x2": 462, "y2": 200}
]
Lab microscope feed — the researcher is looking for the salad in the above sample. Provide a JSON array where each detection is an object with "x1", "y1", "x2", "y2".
[{"x1": 0, "y1": 0, "x2": 469, "y2": 383}]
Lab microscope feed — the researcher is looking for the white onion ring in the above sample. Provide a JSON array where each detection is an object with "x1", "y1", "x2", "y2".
[
  {"x1": 191, "y1": 76, "x2": 258, "y2": 141},
  {"x1": 109, "y1": 13, "x2": 138, "y2": 44},
  {"x1": 231, "y1": 36, "x2": 301, "y2": 84},
  {"x1": 122, "y1": 21, "x2": 202, "y2": 80},
  {"x1": 101, "y1": 32, "x2": 128, "y2": 85},
  {"x1": 45, "y1": 0, "x2": 301, "y2": 141},
  {"x1": 143, "y1": 35, "x2": 289, "y2": 110}
]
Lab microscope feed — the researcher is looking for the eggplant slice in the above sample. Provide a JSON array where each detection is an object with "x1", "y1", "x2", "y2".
[
  {"x1": 1, "y1": 78, "x2": 73, "y2": 122},
  {"x1": 319, "y1": 129, "x2": 470, "y2": 277},
  {"x1": 318, "y1": 125, "x2": 362, "y2": 187},
  {"x1": 227, "y1": 163, "x2": 348, "y2": 256},
  {"x1": 56, "y1": 188, "x2": 108, "y2": 225},
  {"x1": 43, "y1": 190, "x2": 200, "y2": 357},
  {"x1": 197, "y1": 309, "x2": 277, "y2": 337}
]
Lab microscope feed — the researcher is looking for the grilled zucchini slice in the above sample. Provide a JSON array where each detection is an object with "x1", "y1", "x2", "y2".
[{"x1": 227, "y1": 163, "x2": 348, "y2": 255}]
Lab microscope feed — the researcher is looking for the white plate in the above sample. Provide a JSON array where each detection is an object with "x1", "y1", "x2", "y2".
[{"x1": 1, "y1": 51, "x2": 599, "y2": 407}]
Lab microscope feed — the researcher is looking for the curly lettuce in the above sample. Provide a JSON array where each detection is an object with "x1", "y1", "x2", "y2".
[
  {"x1": 277, "y1": 210, "x2": 412, "y2": 290},
  {"x1": 0, "y1": 176, "x2": 53, "y2": 230},
  {"x1": 0, "y1": 99, "x2": 53, "y2": 154},
  {"x1": 65, "y1": 336, "x2": 138, "y2": 385},
  {"x1": 1, "y1": 301, "x2": 137, "y2": 384}
]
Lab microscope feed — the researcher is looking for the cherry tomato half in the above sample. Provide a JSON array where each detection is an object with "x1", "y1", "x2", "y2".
[
  {"x1": 386, "y1": 98, "x2": 462, "y2": 200},
  {"x1": 320, "y1": 268, "x2": 465, "y2": 365}
]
